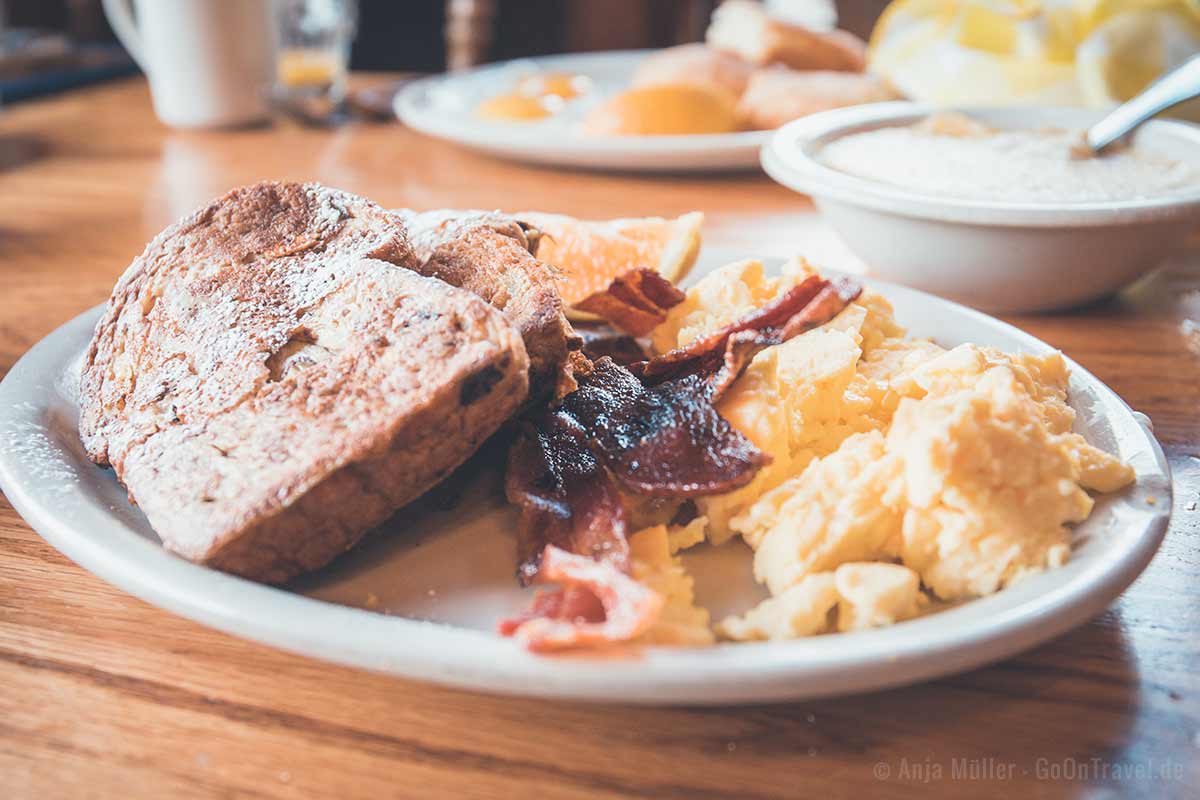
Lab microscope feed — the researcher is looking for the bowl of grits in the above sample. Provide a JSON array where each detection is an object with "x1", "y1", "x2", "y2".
[{"x1": 761, "y1": 103, "x2": 1200, "y2": 312}]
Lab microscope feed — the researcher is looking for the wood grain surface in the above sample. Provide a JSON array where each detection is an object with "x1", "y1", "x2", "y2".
[{"x1": 1, "y1": 78, "x2": 1197, "y2": 800}]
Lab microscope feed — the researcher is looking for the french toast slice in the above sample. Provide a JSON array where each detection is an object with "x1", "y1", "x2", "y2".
[
  {"x1": 396, "y1": 209, "x2": 579, "y2": 400},
  {"x1": 80, "y1": 182, "x2": 529, "y2": 582}
]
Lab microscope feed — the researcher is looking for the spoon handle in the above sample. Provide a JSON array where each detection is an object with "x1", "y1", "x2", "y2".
[{"x1": 1086, "y1": 55, "x2": 1200, "y2": 152}]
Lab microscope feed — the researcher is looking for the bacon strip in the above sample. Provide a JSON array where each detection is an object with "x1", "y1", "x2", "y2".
[
  {"x1": 506, "y1": 412, "x2": 630, "y2": 584},
  {"x1": 630, "y1": 276, "x2": 863, "y2": 399},
  {"x1": 501, "y1": 274, "x2": 863, "y2": 651},
  {"x1": 629, "y1": 275, "x2": 825, "y2": 383},
  {"x1": 498, "y1": 546, "x2": 664, "y2": 652},
  {"x1": 498, "y1": 585, "x2": 606, "y2": 636},
  {"x1": 573, "y1": 268, "x2": 686, "y2": 336},
  {"x1": 779, "y1": 277, "x2": 864, "y2": 339},
  {"x1": 560, "y1": 358, "x2": 770, "y2": 497},
  {"x1": 709, "y1": 279, "x2": 863, "y2": 400},
  {"x1": 507, "y1": 352, "x2": 768, "y2": 591},
  {"x1": 706, "y1": 329, "x2": 769, "y2": 402}
]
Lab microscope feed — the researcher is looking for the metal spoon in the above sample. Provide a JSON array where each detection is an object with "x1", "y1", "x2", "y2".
[{"x1": 1085, "y1": 54, "x2": 1200, "y2": 154}]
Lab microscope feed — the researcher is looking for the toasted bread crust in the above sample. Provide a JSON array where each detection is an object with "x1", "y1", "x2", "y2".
[
  {"x1": 81, "y1": 182, "x2": 417, "y2": 467},
  {"x1": 80, "y1": 183, "x2": 529, "y2": 582},
  {"x1": 397, "y1": 210, "x2": 579, "y2": 400}
]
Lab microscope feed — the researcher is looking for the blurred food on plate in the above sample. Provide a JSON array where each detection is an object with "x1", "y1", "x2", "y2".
[
  {"x1": 515, "y1": 71, "x2": 592, "y2": 100},
  {"x1": 582, "y1": 83, "x2": 743, "y2": 135},
  {"x1": 476, "y1": 91, "x2": 561, "y2": 121},
  {"x1": 708, "y1": 0, "x2": 867, "y2": 71},
  {"x1": 477, "y1": 0, "x2": 893, "y2": 136},
  {"x1": 737, "y1": 65, "x2": 900, "y2": 129},
  {"x1": 475, "y1": 71, "x2": 591, "y2": 121},
  {"x1": 632, "y1": 42, "x2": 756, "y2": 97},
  {"x1": 623, "y1": 0, "x2": 888, "y2": 133}
]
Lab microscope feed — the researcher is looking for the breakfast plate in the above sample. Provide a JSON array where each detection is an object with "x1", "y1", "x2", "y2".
[
  {"x1": 394, "y1": 51, "x2": 771, "y2": 172},
  {"x1": 0, "y1": 253, "x2": 1170, "y2": 705}
]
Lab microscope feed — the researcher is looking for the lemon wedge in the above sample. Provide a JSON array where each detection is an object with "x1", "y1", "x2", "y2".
[
  {"x1": 869, "y1": 0, "x2": 1200, "y2": 110},
  {"x1": 1076, "y1": 8, "x2": 1200, "y2": 110}
]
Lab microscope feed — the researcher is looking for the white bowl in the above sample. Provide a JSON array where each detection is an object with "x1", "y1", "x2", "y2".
[{"x1": 761, "y1": 103, "x2": 1200, "y2": 312}]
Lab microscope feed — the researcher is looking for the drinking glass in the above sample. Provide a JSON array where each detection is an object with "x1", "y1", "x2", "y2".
[{"x1": 273, "y1": 0, "x2": 358, "y2": 123}]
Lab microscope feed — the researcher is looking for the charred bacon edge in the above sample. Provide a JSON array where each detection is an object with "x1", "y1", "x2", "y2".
[
  {"x1": 706, "y1": 278, "x2": 864, "y2": 401},
  {"x1": 628, "y1": 274, "x2": 828, "y2": 386},
  {"x1": 506, "y1": 412, "x2": 630, "y2": 585},
  {"x1": 573, "y1": 268, "x2": 687, "y2": 337},
  {"x1": 500, "y1": 274, "x2": 864, "y2": 650},
  {"x1": 559, "y1": 358, "x2": 771, "y2": 498}
]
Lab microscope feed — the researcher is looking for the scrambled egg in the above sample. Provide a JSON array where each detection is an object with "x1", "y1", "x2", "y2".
[
  {"x1": 715, "y1": 562, "x2": 926, "y2": 640},
  {"x1": 691, "y1": 262, "x2": 902, "y2": 543},
  {"x1": 717, "y1": 572, "x2": 840, "y2": 641},
  {"x1": 650, "y1": 259, "x2": 1135, "y2": 642},
  {"x1": 629, "y1": 525, "x2": 715, "y2": 646},
  {"x1": 834, "y1": 563, "x2": 926, "y2": 632},
  {"x1": 665, "y1": 259, "x2": 913, "y2": 544},
  {"x1": 739, "y1": 431, "x2": 902, "y2": 595},
  {"x1": 667, "y1": 516, "x2": 708, "y2": 554}
]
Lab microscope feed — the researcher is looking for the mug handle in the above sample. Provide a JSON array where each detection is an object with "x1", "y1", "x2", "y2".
[{"x1": 101, "y1": 0, "x2": 147, "y2": 71}]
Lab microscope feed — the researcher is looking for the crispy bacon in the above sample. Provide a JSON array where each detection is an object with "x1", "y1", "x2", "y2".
[
  {"x1": 501, "y1": 273, "x2": 864, "y2": 651},
  {"x1": 669, "y1": 500, "x2": 700, "y2": 527},
  {"x1": 630, "y1": 276, "x2": 863, "y2": 400},
  {"x1": 708, "y1": 279, "x2": 863, "y2": 400},
  {"x1": 629, "y1": 275, "x2": 825, "y2": 384},
  {"x1": 779, "y1": 277, "x2": 864, "y2": 338},
  {"x1": 706, "y1": 329, "x2": 768, "y2": 402},
  {"x1": 498, "y1": 546, "x2": 664, "y2": 652},
  {"x1": 560, "y1": 358, "x2": 770, "y2": 497},
  {"x1": 506, "y1": 352, "x2": 767, "y2": 592},
  {"x1": 506, "y1": 412, "x2": 629, "y2": 584},
  {"x1": 498, "y1": 585, "x2": 606, "y2": 637},
  {"x1": 573, "y1": 268, "x2": 686, "y2": 336}
]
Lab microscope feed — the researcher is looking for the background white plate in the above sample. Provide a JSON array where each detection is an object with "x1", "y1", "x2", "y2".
[
  {"x1": 0, "y1": 256, "x2": 1171, "y2": 705},
  {"x1": 395, "y1": 51, "x2": 770, "y2": 172}
]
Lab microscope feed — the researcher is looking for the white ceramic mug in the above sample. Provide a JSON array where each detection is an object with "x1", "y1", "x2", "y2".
[{"x1": 102, "y1": 0, "x2": 276, "y2": 128}]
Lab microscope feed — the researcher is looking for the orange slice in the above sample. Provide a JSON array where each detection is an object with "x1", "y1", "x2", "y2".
[{"x1": 515, "y1": 211, "x2": 704, "y2": 318}]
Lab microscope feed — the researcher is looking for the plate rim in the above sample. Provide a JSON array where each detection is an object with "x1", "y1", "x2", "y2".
[{"x1": 0, "y1": 277, "x2": 1172, "y2": 705}]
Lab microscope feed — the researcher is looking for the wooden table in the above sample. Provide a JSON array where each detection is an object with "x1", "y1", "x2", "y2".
[{"x1": 1, "y1": 78, "x2": 1197, "y2": 799}]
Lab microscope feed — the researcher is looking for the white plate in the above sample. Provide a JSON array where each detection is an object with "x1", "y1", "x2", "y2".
[
  {"x1": 395, "y1": 51, "x2": 769, "y2": 172},
  {"x1": 0, "y1": 257, "x2": 1171, "y2": 705}
]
